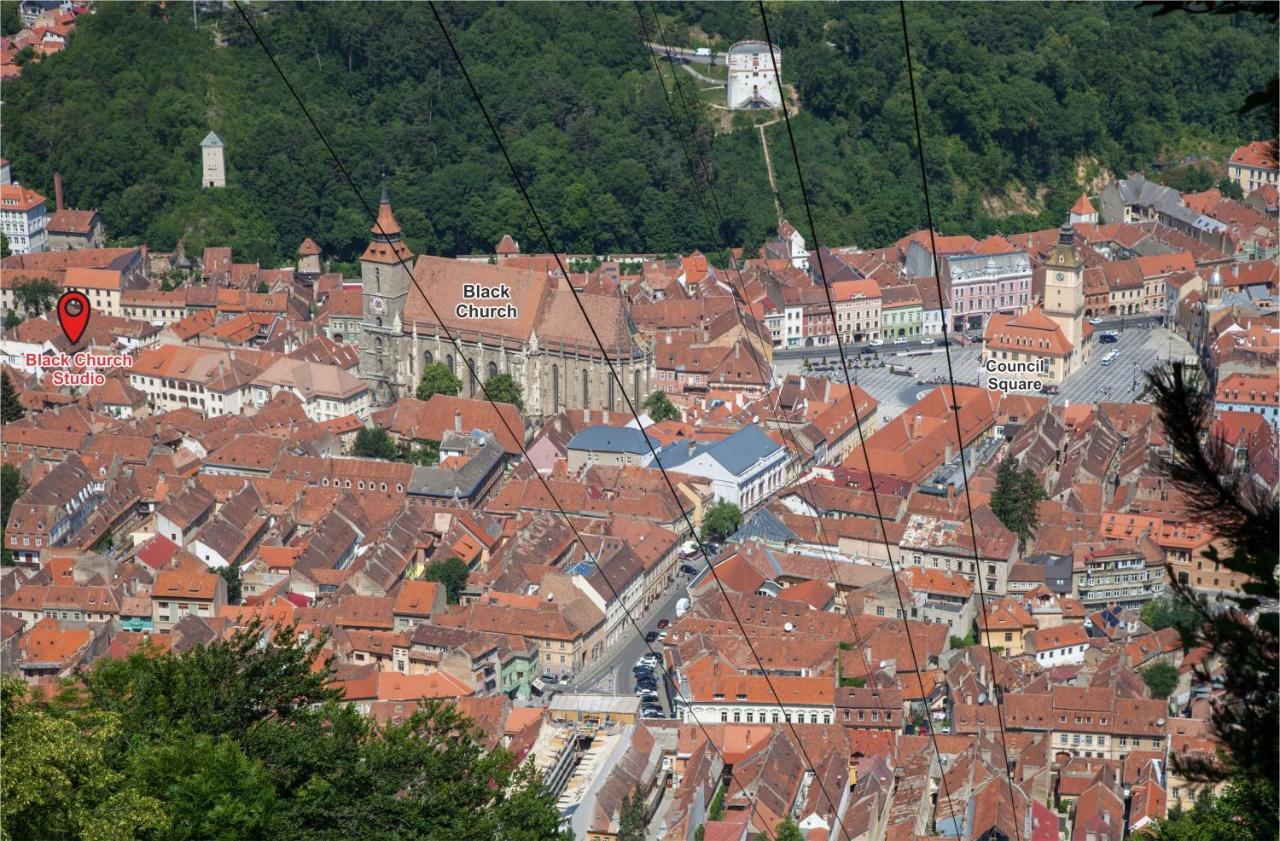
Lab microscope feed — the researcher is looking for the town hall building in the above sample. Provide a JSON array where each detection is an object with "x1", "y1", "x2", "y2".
[{"x1": 981, "y1": 220, "x2": 1091, "y2": 389}]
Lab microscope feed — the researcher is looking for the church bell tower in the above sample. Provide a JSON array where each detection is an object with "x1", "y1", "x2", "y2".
[{"x1": 358, "y1": 184, "x2": 415, "y2": 403}]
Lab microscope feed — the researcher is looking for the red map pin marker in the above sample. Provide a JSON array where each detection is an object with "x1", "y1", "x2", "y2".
[{"x1": 57, "y1": 290, "x2": 91, "y2": 345}]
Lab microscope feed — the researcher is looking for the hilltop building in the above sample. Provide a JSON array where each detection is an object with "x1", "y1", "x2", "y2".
[
  {"x1": 200, "y1": 131, "x2": 226, "y2": 189},
  {"x1": 726, "y1": 41, "x2": 782, "y2": 109}
]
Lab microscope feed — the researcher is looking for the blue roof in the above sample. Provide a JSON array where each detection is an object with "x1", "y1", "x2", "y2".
[
  {"x1": 567, "y1": 425, "x2": 660, "y2": 455},
  {"x1": 655, "y1": 425, "x2": 782, "y2": 476},
  {"x1": 566, "y1": 560, "x2": 596, "y2": 577}
]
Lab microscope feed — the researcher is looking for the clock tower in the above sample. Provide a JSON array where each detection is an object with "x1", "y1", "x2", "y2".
[
  {"x1": 358, "y1": 184, "x2": 415, "y2": 403},
  {"x1": 1043, "y1": 221, "x2": 1084, "y2": 350}
]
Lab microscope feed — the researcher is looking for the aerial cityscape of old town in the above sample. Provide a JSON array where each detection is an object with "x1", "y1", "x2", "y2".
[{"x1": 0, "y1": 2, "x2": 1276, "y2": 840}]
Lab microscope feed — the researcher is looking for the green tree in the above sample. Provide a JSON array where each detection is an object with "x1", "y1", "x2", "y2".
[
  {"x1": 1216, "y1": 178, "x2": 1245, "y2": 201},
  {"x1": 643, "y1": 390, "x2": 681, "y2": 422},
  {"x1": 416, "y1": 362, "x2": 462, "y2": 401},
  {"x1": 1144, "y1": 362, "x2": 1277, "y2": 827},
  {"x1": 219, "y1": 564, "x2": 242, "y2": 605},
  {"x1": 700, "y1": 499, "x2": 742, "y2": 542},
  {"x1": 3, "y1": 309, "x2": 20, "y2": 330},
  {"x1": 1149, "y1": 777, "x2": 1278, "y2": 841},
  {"x1": 0, "y1": 679, "x2": 170, "y2": 841},
  {"x1": 1141, "y1": 593, "x2": 1201, "y2": 641},
  {"x1": 0, "y1": 231, "x2": 9, "y2": 258},
  {"x1": 483, "y1": 373, "x2": 524, "y2": 411},
  {"x1": 1141, "y1": 661, "x2": 1179, "y2": 699},
  {"x1": 617, "y1": 785, "x2": 647, "y2": 841},
  {"x1": 1, "y1": 370, "x2": 24, "y2": 423},
  {"x1": 256, "y1": 280, "x2": 269, "y2": 294},
  {"x1": 424, "y1": 555, "x2": 470, "y2": 604},
  {"x1": 0, "y1": 463, "x2": 26, "y2": 566},
  {"x1": 775, "y1": 817, "x2": 805, "y2": 841},
  {"x1": 990, "y1": 455, "x2": 1047, "y2": 547},
  {"x1": 11, "y1": 278, "x2": 58, "y2": 315},
  {"x1": 351, "y1": 427, "x2": 399, "y2": 460},
  {"x1": 5, "y1": 621, "x2": 570, "y2": 840}
]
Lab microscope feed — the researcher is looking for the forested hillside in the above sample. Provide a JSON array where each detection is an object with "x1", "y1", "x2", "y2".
[{"x1": 2, "y1": 2, "x2": 1273, "y2": 265}]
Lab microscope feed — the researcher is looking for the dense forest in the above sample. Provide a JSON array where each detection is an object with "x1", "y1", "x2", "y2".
[{"x1": 2, "y1": 2, "x2": 1274, "y2": 266}]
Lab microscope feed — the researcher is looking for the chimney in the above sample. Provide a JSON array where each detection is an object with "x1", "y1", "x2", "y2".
[
  {"x1": 454, "y1": 409, "x2": 462, "y2": 433},
  {"x1": 54, "y1": 172, "x2": 64, "y2": 212}
]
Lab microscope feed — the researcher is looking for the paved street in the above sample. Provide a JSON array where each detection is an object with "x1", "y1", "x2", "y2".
[
  {"x1": 774, "y1": 322, "x2": 1193, "y2": 418},
  {"x1": 559, "y1": 571, "x2": 691, "y2": 718}
]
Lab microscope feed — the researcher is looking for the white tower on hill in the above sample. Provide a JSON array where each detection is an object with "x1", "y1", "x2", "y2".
[{"x1": 201, "y1": 131, "x2": 226, "y2": 189}]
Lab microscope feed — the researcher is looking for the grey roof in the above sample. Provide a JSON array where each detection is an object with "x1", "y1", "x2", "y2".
[
  {"x1": 654, "y1": 425, "x2": 782, "y2": 476},
  {"x1": 567, "y1": 425, "x2": 660, "y2": 455},
  {"x1": 200, "y1": 131, "x2": 225, "y2": 147},
  {"x1": 408, "y1": 431, "x2": 504, "y2": 500},
  {"x1": 730, "y1": 508, "x2": 795, "y2": 545}
]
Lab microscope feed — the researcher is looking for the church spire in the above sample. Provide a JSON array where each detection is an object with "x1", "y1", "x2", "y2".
[{"x1": 372, "y1": 182, "x2": 403, "y2": 240}]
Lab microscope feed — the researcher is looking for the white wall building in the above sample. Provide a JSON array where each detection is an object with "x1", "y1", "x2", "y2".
[
  {"x1": 727, "y1": 41, "x2": 782, "y2": 109},
  {"x1": 653, "y1": 425, "x2": 788, "y2": 510},
  {"x1": 201, "y1": 131, "x2": 226, "y2": 189}
]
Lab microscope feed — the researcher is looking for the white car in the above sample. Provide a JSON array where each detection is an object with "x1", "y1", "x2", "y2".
[
  {"x1": 892, "y1": 337, "x2": 908, "y2": 345},
  {"x1": 869, "y1": 338, "x2": 884, "y2": 347},
  {"x1": 919, "y1": 337, "x2": 935, "y2": 345},
  {"x1": 1088, "y1": 317, "x2": 1104, "y2": 326}
]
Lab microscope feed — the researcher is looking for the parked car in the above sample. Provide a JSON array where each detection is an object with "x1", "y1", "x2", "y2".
[
  {"x1": 1088, "y1": 317, "x2": 1104, "y2": 326},
  {"x1": 1099, "y1": 332, "x2": 1118, "y2": 344},
  {"x1": 656, "y1": 619, "x2": 669, "y2": 629},
  {"x1": 541, "y1": 672, "x2": 558, "y2": 684},
  {"x1": 869, "y1": 338, "x2": 884, "y2": 347},
  {"x1": 892, "y1": 336, "x2": 908, "y2": 345},
  {"x1": 920, "y1": 337, "x2": 935, "y2": 345},
  {"x1": 679, "y1": 564, "x2": 699, "y2": 576},
  {"x1": 860, "y1": 346, "x2": 876, "y2": 355},
  {"x1": 644, "y1": 631, "x2": 659, "y2": 643},
  {"x1": 657, "y1": 630, "x2": 669, "y2": 641}
]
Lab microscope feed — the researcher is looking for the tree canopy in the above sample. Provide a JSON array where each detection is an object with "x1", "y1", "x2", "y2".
[
  {"x1": 990, "y1": 454, "x2": 1047, "y2": 547},
  {"x1": 416, "y1": 363, "x2": 462, "y2": 402},
  {"x1": 351, "y1": 426, "x2": 399, "y2": 460},
  {"x1": 1140, "y1": 661, "x2": 1179, "y2": 699},
  {"x1": 700, "y1": 499, "x2": 742, "y2": 542},
  {"x1": 423, "y1": 555, "x2": 470, "y2": 604},
  {"x1": 1, "y1": 4, "x2": 1273, "y2": 264},
  {"x1": 643, "y1": 390, "x2": 681, "y2": 423},
  {"x1": 1, "y1": 371, "x2": 24, "y2": 424},
  {"x1": 483, "y1": 373, "x2": 524, "y2": 411},
  {"x1": 0, "y1": 463, "x2": 26, "y2": 566},
  {"x1": 1, "y1": 621, "x2": 567, "y2": 840}
]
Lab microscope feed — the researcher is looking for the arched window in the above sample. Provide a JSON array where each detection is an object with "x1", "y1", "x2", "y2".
[
  {"x1": 608, "y1": 376, "x2": 615, "y2": 412},
  {"x1": 552, "y1": 365, "x2": 560, "y2": 412},
  {"x1": 375, "y1": 266, "x2": 381, "y2": 292},
  {"x1": 633, "y1": 370, "x2": 641, "y2": 407},
  {"x1": 423, "y1": 350, "x2": 433, "y2": 368},
  {"x1": 488, "y1": 361, "x2": 498, "y2": 380},
  {"x1": 446, "y1": 355, "x2": 455, "y2": 374},
  {"x1": 469, "y1": 359, "x2": 478, "y2": 396},
  {"x1": 582, "y1": 368, "x2": 589, "y2": 407}
]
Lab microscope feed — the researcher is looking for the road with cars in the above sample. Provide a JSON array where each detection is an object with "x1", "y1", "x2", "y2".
[{"x1": 557, "y1": 565, "x2": 697, "y2": 719}]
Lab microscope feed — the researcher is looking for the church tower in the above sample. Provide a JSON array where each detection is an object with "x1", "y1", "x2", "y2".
[
  {"x1": 358, "y1": 185, "x2": 415, "y2": 403},
  {"x1": 1043, "y1": 221, "x2": 1084, "y2": 350}
]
